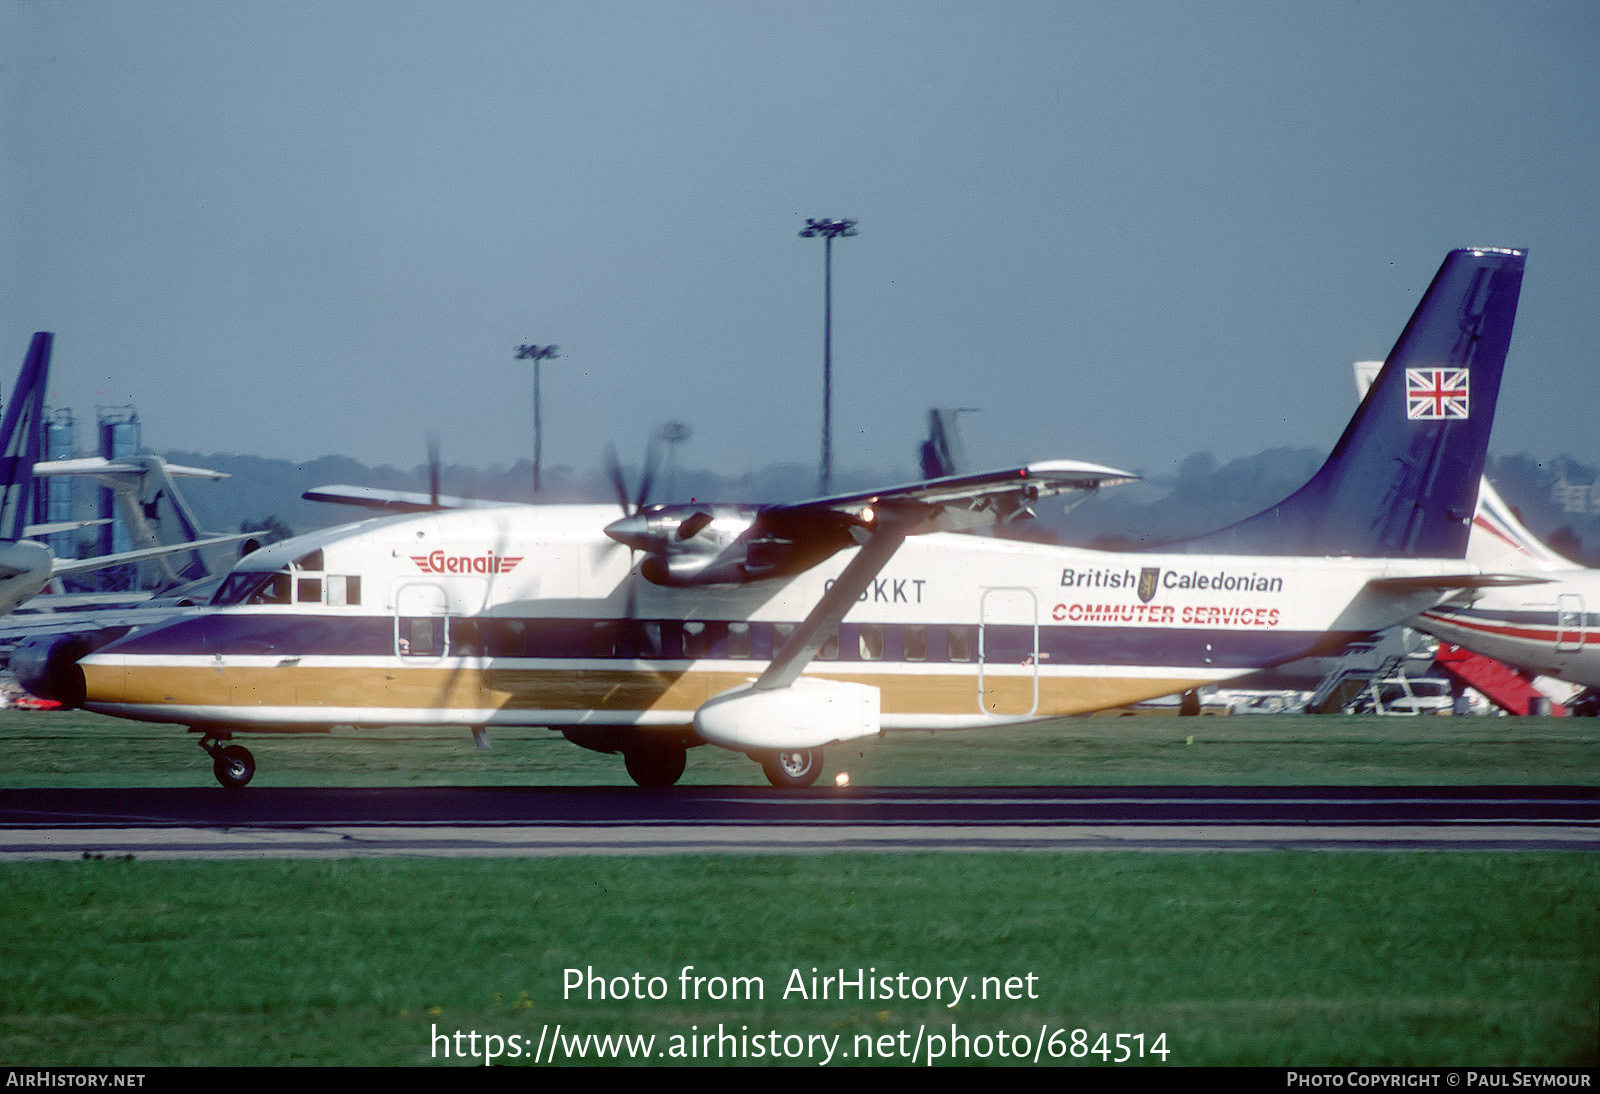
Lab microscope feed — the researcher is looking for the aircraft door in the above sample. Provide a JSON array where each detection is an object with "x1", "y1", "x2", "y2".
[
  {"x1": 396, "y1": 583, "x2": 450, "y2": 659},
  {"x1": 979, "y1": 587, "x2": 1038, "y2": 716},
  {"x1": 1557, "y1": 594, "x2": 1585, "y2": 653}
]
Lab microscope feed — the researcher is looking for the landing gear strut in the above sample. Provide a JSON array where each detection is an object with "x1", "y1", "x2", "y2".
[
  {"x1": 199, "y1": 735, "x2": 255, "y2": 789},
  {"x1": 759, "y1": 748, "x2": 823, "y2": 789}
]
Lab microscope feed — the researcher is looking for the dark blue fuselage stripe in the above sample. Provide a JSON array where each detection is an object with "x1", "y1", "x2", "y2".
[{"x1": 105, "y1": 613, "x2": 1361, "y2": 671}]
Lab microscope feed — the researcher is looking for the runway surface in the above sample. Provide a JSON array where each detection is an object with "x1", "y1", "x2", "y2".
[{"x1": 1, "y1": 785, "x2": 1595, "y2": 858}]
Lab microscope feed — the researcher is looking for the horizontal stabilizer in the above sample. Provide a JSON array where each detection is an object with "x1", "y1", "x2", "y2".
[
  {"x1": 33, "y1": 457, "x2": 229, "y2": 481},
  {"x1": 1367, "y1": 573, "x2": 1550, "y2": 592}
]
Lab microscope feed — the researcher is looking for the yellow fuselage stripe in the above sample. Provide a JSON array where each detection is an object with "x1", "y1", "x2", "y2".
[{"x1": 83, "y1": 662, "x2": 1214, "y2": 721}]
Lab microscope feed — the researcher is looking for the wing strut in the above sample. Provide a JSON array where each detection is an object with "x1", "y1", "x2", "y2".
[{"x1": 753, "y1": 515, "x2": 912, "y2": 692}]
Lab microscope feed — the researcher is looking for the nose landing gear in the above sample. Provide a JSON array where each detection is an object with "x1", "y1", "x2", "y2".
[{"x1": 199, "y1": 735, "x2": 256, "y2": 789}]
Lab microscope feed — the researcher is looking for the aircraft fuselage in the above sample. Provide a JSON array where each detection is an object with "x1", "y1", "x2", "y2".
[
  {"x1": 76, "y1": 504, "x2": 1469, "y2": 733},
  {"x1": 1416, "y1": 568, "x2": 1600, "y2": 689}
]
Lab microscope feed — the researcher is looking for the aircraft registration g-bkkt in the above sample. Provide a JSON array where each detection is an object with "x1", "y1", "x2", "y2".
[{"x1": 28, "y1": 249, "x2": 1528, "y2": 788}]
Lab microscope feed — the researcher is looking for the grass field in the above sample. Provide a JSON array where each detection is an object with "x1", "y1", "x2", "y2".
[
  {"x1": 1, "y1": 709, "x2": 1596, "y2": 1067},
  {"x1": 0, "y1": 854, "x2": 1595, "y2": 1067}
]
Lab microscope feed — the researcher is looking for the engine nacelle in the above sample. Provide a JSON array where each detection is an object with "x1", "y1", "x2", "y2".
[
  {"x1": 11, "y1": 627, "x2": 131, "y2": 707},
  {"x1": 694, "y1": 678, "x2": 880, "y2": 752},
  {"x1": 606, "y1": 502, "x2": 858, "y2": 587}
]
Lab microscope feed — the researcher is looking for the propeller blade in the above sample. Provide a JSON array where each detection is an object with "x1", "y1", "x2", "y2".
[
  {"x1": 427, "y1": 437, "x2": 441, "y2": 509},
  {"x1": 604, "y1": 444, "x2": 632, "y2": 516},
  {"x1": 634, "y1": 438, "x2": 662, "y2": 513}
]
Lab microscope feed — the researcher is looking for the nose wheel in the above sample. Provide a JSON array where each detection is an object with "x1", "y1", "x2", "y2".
[{"x1": 200, "y1": 736, "x2": 256, "y2": 789}]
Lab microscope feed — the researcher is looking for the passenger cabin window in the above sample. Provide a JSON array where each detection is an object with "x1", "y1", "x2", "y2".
[
  {"x1": 948, "y1": 625, "x2": 974, "y2": 662},
  {"x1": 858, "y1": 625, "x2": 884, "y2": 661},
  {"x1": 485, "y1": 620, "x2": 529, "y2": 657},
  {"x1": 396, "y1": 584, "x2": 450, "y2": 658},
  {"x1": 727, "y1": 623, "x2": 751, "y2": 659},
  {"x1": 451, "y1": 618, "x2": 484, "y2": 656},
  {"x1": 683, "y1": 622, "x2": 708, "y2": 659},
  {"x1": 400, "y1": 617, "x2": 442, "y2": 657},
  {"x1": 903, "y1": 625, "x2": 928, "y2": 662}
]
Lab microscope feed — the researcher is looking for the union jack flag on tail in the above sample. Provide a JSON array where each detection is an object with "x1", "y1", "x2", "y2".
[{"x1": 1405, "y1": 367, "x2": 1470, "y2": 420}]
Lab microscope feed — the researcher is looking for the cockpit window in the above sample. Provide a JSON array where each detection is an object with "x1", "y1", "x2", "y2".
[
  {"x1": 210, "y1": 570, "x2": 291, "y2": 606},
  {"x1": 255, "y1": 572, "x2": 292, "y2": 605},
  {"x1": 212, "y1": 572, "x2": 271, "y2": 606}
]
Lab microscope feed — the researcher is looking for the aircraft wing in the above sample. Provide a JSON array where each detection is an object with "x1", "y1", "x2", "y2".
[
  {"x1": 606, "y1": 459, "x2": 1138, "y2": 588},
  {"x1": 47, "y1": 533, "x2": 255, "y2": 579},
  {"x1": 764, "y1": 459, "x2": 1138, "y2": 534},
  {"x1": 22, "y1": 519, "x2": 110, "y2": 538},
  {"x1": 301, "y1": 485, "x2": 492, "y2": 513},
  {"x1": 750, "y1": 460, "x2": 1137, "y2": 691}
]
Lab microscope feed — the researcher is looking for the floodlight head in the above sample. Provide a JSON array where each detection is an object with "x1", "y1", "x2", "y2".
[{"x1": 799, "y1": 217, "x2": 859, "y2": 240}]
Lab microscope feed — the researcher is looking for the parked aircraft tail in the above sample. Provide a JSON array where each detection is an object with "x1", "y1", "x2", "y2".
[
  {"x1": 1182, "y1": 248, "x2": 1524, "y2": 558},
  {"x1": 0, "y1": 333, "x2": 52, "y2": 542},
  {"x1": 918, "y1": 408, "x2": 976, "y2": 480},
  {"x1": 31, "y1": 455, "x2": 236, "y2": 585}
]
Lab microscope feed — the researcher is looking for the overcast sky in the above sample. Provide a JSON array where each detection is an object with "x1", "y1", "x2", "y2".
[{"x1": 4, "y1": 2, "x2": 1597, "y2": 491}]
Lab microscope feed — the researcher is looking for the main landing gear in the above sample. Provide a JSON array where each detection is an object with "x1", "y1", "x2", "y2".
[
  {"x1": 616, "y1": 742, "x2": 825, "y2": 789},
  {"x1": 623, "y1": 744, "x2": 688, "y2": 788},
  {"x1": 758, "y1": 748, "x2": 823, "y2": 789},
  {"x1": 199, "y1": 735, "x2": 255, "y2": 789}
]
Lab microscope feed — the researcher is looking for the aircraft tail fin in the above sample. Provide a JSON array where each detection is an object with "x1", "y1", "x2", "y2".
[
  {"x1": 1180, "y1": 248, "x2": 1525, "y2": 558},
  {"x1": 31, "y1": 455, "x2": 232, "y2": 584},
  {"x1": 0, "y1": 333, "x2": 52, "y2": 542},
  {"x1": 918, "y1": 408, "x2": 976, "y2": 480},
  {"x1": 1468, "y1": 477, "x2": 1577, "y2": 569},
  {"x1": 1352, "y1": 359, "x2": 1571, "y2": 569}
]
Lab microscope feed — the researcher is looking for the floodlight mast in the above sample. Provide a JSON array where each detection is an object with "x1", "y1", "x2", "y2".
[
  {"x1": 514, "y1": 343, "x2": 560, "y2": 494},
  {"x1": 799, "y1": 217, "x2": 857, "y2": 495}
]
